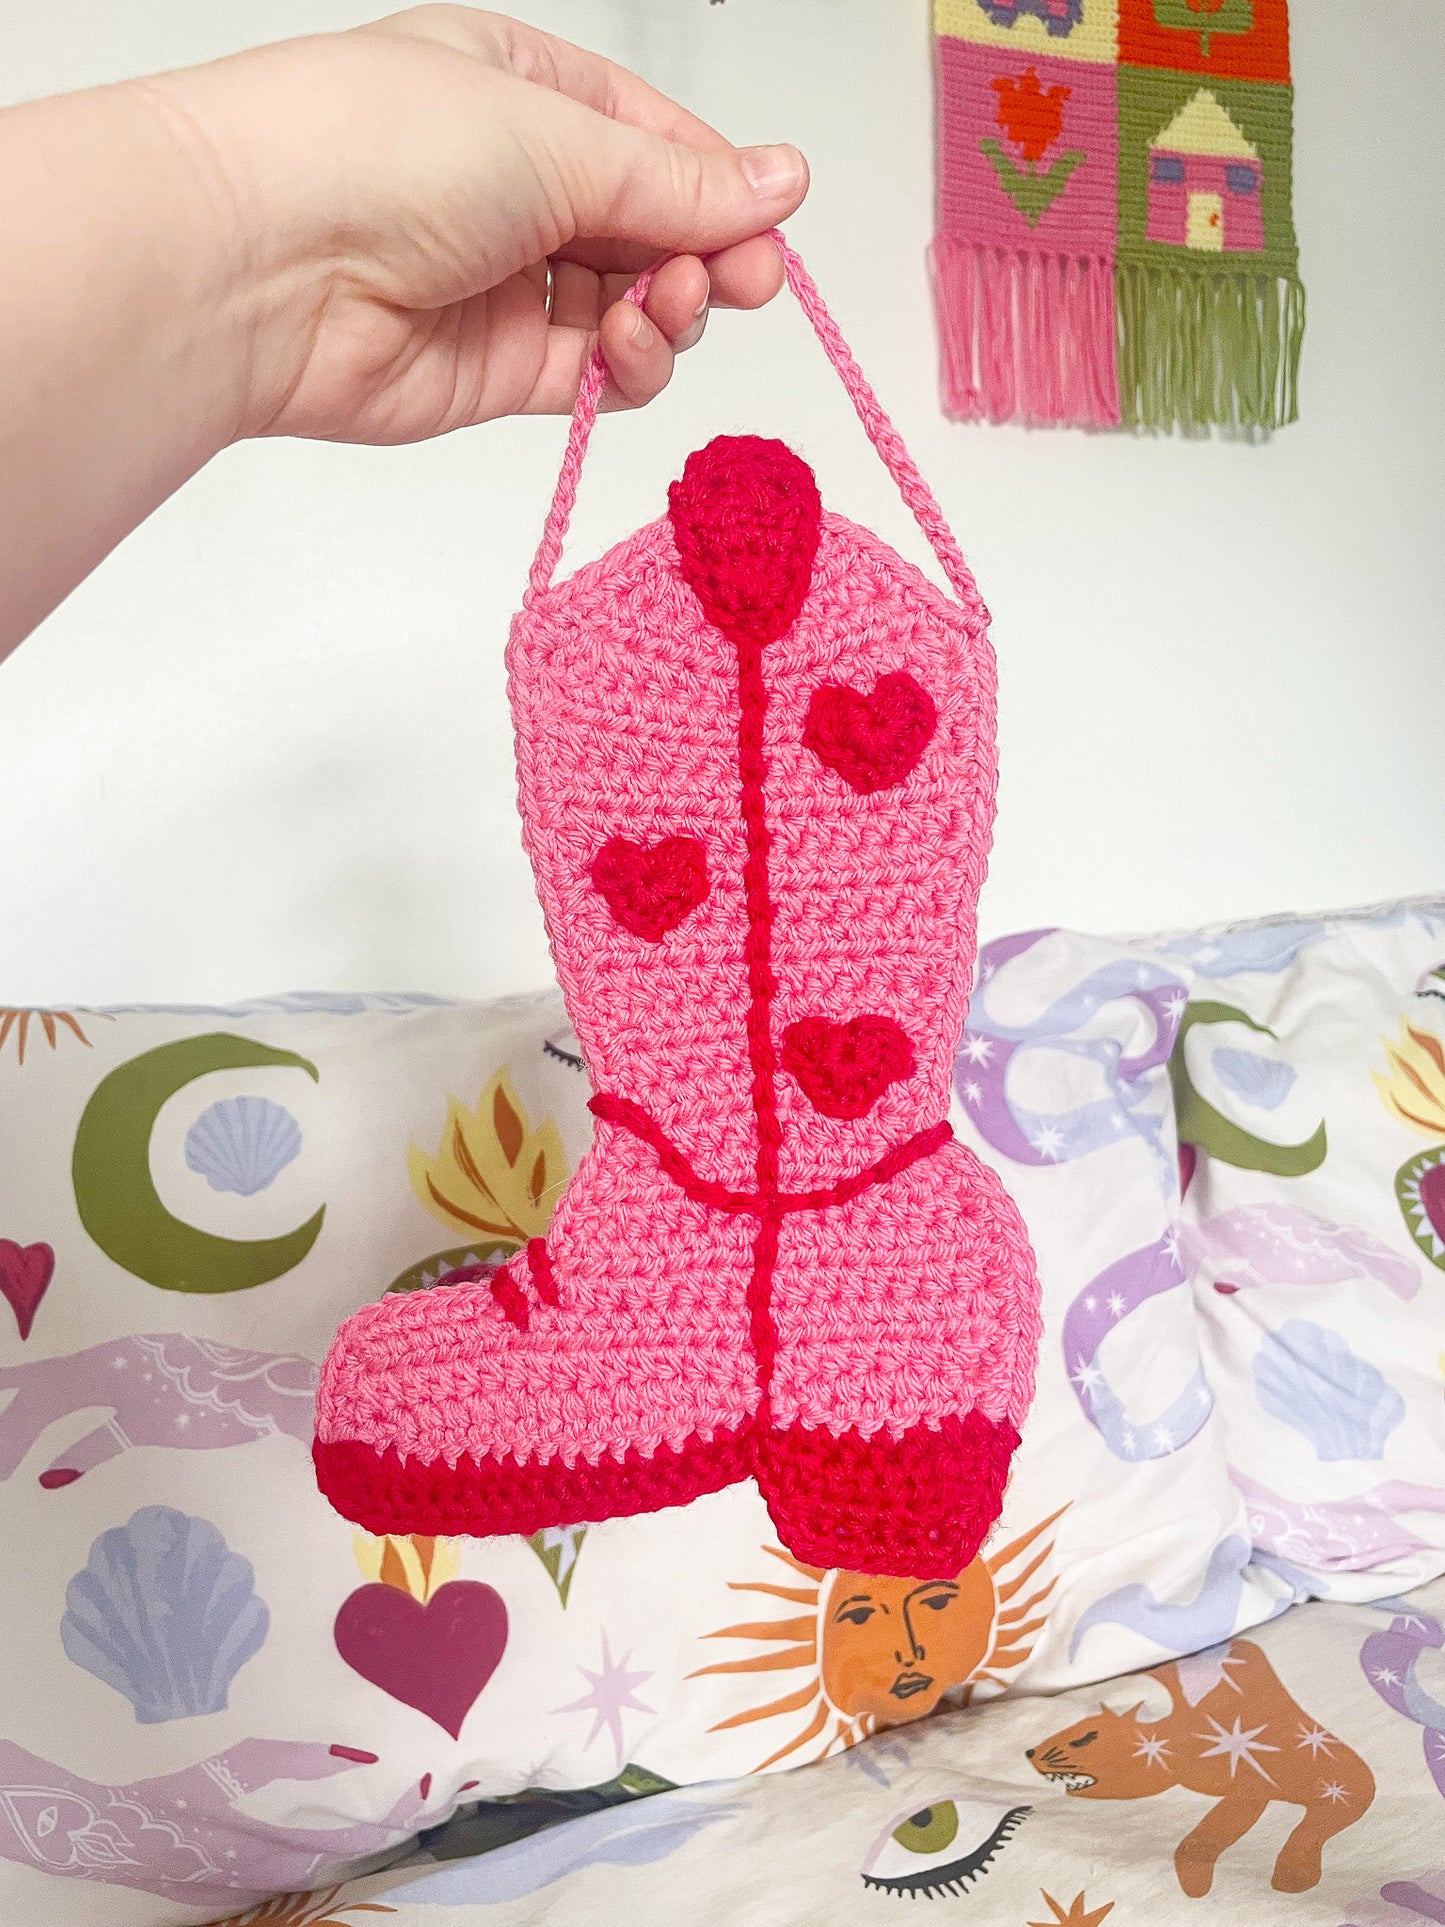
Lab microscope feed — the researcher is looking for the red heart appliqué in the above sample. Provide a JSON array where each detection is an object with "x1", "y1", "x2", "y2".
[
  {"x1": 333, "y1": 1579, "x2": 507, "y2": 1739},
  {"x1": 781, "y1": 1015, "x2": 915, "y2": 1120},
  {"x1": 591, "y1": 835, "x2": 709, "y2": 942},
  {"x1": 0, "y1": 1239, "x2": 54, "y2": 1341},
  {"x1": 803, "y1": 671, "x2": 936, "y2": 795}
]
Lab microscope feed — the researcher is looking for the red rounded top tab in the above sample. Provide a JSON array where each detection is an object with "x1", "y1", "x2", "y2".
[{"x1": 667, "y1": 435, "x2": 822, "y2": 649}]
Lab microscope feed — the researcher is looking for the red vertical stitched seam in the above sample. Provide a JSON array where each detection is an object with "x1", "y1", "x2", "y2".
[{"x1": 735, "y1": 630, "x2": 783, "y2": 1411}]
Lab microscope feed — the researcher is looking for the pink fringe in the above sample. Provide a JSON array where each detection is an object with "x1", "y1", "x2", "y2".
[{"x1": 931, "y1": 239, "x2": 1120, "y2": 429}]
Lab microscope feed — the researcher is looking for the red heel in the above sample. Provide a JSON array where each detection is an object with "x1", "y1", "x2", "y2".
[{"x1": 754, "y1": 1410, "x2": 1020, "y2": 1580}]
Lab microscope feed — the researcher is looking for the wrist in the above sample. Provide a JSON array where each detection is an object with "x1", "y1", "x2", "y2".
[{"x1": 116, "y1": 54, "x2": 330, "y2": 443}]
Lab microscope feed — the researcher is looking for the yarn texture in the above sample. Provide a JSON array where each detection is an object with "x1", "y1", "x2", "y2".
[{"x1": 313, "y1": 238, "x2": 1041, "y2": 1580}]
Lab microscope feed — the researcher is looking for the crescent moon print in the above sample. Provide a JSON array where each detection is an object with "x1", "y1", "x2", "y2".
[
  {"x1": 1169, "y1": 1002, "x2": 1327, "y2": 1178},
  {"x1": 72, "y1": 1034, "x2": 325, "y2": 1293}
]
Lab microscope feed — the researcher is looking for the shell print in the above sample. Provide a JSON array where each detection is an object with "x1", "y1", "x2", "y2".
[
  {"x1": 1252, "y1": 1320, "x2": 1406, "y2": 1463},
  {"x1": 60, "y1": 1506, "x2": 270, "y2": 1722},
  {"x1": 184, "y1": 1096, "x2": 303, "y2": 1196}
]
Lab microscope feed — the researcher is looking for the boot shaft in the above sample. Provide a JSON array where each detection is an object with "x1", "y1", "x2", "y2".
[{"x1": 507, "y1": 437, "x2": 998, "y2": 1197}]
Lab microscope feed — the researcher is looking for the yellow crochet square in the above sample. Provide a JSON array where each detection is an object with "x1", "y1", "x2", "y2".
[{"x1": 935, "y1": 0, "x2": 1119, "y2": 66}]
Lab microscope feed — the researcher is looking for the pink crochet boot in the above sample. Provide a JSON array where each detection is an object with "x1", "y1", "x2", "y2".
[{"x1": 313, "y1": 239, "x2": 1039, "y2": 1579}]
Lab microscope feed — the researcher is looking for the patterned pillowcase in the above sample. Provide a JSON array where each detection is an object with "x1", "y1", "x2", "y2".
[
  {"x1": 1162, "y1": 896, "x2": 1445, "y2": 1603},
  {"x1": 0, "y1": 949, "x2": 1268, "y2": 1927}
]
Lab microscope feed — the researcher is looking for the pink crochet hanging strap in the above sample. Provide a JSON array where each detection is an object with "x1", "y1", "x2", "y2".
[{"x1": 314, "y1": 232, "x2": 1040, "y2": 1581}]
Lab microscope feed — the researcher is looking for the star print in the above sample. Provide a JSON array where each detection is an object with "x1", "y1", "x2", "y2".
[
  {"x1": 1133, "y1": 1733, "x2": 1171, "y2": 1769},
  {"x1": 1135, "y1": 966, "x2": 1151, "y2": 988},
  {"x1": 1195, "y1": 1384, "x2": 1213, "y2": 1410},
  {"x1": 174, "y1": 1413, "x2": 190, "y2": 1428},
  {"x1": 1084, "y1": 1296, "x2": 1097, "y2": 1313},
  {"x1": 980, "y1": 961, "x2": 997, "y2": 981},
  {"x1": 1029, "y1": 1891, "x2": 1115, "y2": 1927},
  {"x1": 1030, "y1": 1123, "x2": 1066, "y2": 1160},
  {"x1": 1071, "y1": 1359, "x2": 1104, "y2": 1399},
  {"x1": 1392, "y1": 1614, "x2": 1429, "y2": 1633},
  {"x1": 1196, "y1": 1714, "x2": 1278, "y2": 1782},
  {"x1": 554, "y1": 1632, "x2": 654, "y2": 1769},
  {"x1": 1107, "y1": 1292, "x2": 1126, "y2": 1318},
  {"x1": 1151, "y1": 1423, "x2": 1174, "y2": 1451},
  {"x1": 1319, "y1": 1781, "x2": 1350, "y2": 1804},
  {"x1": 1163, "y1": 1230, "x2": 1181, "y2": 1263},
  {"x1": 961, "y1": 1034, "x2": 994, "y2": 1064},
  {"x1": 1163, "y1": 993, "x2": 1187, "y2": 1022},
  {"x1": 1371, "y1": 1665, "x2": 1401, "y2": 1689},
  {"x1": 1296, "y1": 1724, "x2": 1335, "y2": 1758},
  {"x1": 962, "y1": 1078, "x2": 983, "y2": 1106},
  {"x1": 111, "y1": 1356, "x2": 128, "y2": 1371},
  {"x1": 1121, "y1": 1427, "x2": 1137, "y2": 1454}
]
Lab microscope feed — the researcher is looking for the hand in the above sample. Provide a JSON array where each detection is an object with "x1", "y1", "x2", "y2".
[{"x1": 138, "y1": 6, "x2": 811, "y2": 443}]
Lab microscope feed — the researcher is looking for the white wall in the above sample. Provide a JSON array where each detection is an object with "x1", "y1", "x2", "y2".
[{"x1": 1, "y1": 1, "x2": 1441, "y2": 1006}]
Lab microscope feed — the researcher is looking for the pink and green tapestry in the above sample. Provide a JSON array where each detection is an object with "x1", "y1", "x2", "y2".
[{"x1": 931, "y1": 0, "x2": 1305, "y2": 432}]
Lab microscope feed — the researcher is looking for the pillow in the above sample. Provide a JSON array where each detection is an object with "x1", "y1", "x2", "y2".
[
  {"x1": 1163, "y1": 896, "x2": 1445, "y2": 1602},
  {"x1": 0, "y1": 942, "x2": 1258, "y2": 1927}
]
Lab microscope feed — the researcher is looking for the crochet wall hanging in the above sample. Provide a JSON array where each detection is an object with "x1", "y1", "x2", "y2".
[
  {"x1": 314, "y1": 236, "x2": 1041, "y2": 1582},
  {"x1": 931, "y1": 0, "x2": 1304, "y2": 431}
]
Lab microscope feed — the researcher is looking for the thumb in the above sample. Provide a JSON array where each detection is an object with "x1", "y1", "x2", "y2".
[{"x1": 555, "y1": 102, "x2": 808, "y2": 255}]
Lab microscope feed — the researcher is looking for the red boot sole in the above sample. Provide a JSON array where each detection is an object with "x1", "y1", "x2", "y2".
[{"x1": 313, "y1": 1424, "x2": 754, "y2": 1539}]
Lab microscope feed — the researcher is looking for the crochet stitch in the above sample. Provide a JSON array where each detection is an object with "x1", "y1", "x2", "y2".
[{"x1": 314, "y1": 237, "x2": 1041, "y2": 1579}]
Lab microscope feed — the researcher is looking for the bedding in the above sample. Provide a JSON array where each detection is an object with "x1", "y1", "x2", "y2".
[
  {"x1": 0, "y1": 894, "x2": 1440, "y2": 1926},
  {"x1": 1163, "y1": 898, "x2": 1445, "y2": 1602},
  {"x1": 207, "y1": 1568, "x2": 1445, "y2": 1925}
]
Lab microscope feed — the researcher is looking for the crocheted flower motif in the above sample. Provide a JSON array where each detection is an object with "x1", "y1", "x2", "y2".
[
  {"x1": 668, "y1": 435, "x2": 822, "y2": 648},
  {"x1": 991, "y1": 69, "x2": 1071, "y2": 165}
]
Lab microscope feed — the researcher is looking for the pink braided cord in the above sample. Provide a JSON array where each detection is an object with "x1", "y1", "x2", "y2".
[{"x1": 526, "y1": 234, "x2": 985, "y2": 624}]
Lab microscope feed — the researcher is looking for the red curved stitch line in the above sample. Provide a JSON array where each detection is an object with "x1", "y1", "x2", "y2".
[
  {"x1": 588, "y1": 1093, "x2": 951, "y2": 1215},
  {"x1": 588, "y1": 1094, "x2": 754, "y2": 1212},
  {"x1": 784, "y1": 1121, "x2": 952, "y2": 1210}
]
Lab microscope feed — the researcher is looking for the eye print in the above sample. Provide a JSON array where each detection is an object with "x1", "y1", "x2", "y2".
[
  {"x1": 543, "y1": 1024, "x2": 586, "y2": 1072},
  {"x1": 860, "y1": 1795, "x2": 1030, "y2": 1897}
]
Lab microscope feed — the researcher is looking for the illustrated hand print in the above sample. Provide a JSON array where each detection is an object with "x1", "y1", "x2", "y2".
[
  {"x1": 0, "y1": 1334, "x2": 317, "y2": 1489},
  {"x1": 0, "y1": 1735, "x2": 427, "y2": 1908}
]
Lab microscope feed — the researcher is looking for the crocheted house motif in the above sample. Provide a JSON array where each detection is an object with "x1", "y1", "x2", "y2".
[
  {"x1": 314, "y1": 435, "x2": 1040, "y2": 1581},
  {"x1": 1147, "y1": 89, "x2": 1264, "y2": 253}
]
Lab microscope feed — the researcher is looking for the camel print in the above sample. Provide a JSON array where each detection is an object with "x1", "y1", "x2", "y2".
[{"x1": 1027, "y1": 1638, "x2": 1374, "y2": 1896}]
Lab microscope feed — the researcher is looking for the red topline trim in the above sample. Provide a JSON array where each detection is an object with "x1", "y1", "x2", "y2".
[
  {"x1": 313, "y1": 1425, "x2": 754, "y2": 1539},
  {"x1": 588, "y1": 1092, "x2": 951, "y2": 1216}
]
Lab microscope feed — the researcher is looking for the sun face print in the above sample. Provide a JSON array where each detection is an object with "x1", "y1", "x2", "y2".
[{"x1": 691, "y1": 1508, "x2": 1066, "y2": 1771}]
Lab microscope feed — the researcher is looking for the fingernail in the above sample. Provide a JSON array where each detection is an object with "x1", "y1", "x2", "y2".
[
  {"x1": 741, "y1": 144, "x2": 806, "y2": 199},
  {"x1": 628, "y1": 306, "x2": 656, "y2": 349},
  {"x1": 677, "y1": 307, "x2": 708, "y2": 353}
]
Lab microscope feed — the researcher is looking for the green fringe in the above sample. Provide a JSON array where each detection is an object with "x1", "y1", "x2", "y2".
[{"x1": 1116, "y1": 264, "x2": 1306, "y2": 433}]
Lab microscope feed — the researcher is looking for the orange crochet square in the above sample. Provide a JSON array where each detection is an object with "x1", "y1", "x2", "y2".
[{"x1": 1117, "y1": 0, "x2": 1290, "y2": 84}]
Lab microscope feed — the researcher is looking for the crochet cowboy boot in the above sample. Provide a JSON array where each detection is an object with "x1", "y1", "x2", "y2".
[{"x1": 313, "y1": 241, "x2": 1040, "y2": 1579}]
